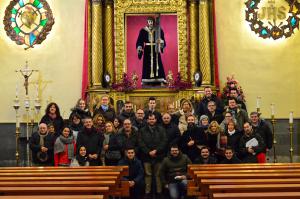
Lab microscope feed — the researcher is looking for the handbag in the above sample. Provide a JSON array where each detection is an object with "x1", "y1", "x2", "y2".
[{"x1": 105, "y1": 150, "x2": 121, "y2": 160}]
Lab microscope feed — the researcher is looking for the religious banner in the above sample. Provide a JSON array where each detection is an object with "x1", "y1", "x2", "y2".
[{"x1": 3, "y1": 0, "x2": 55, "y2": 49}]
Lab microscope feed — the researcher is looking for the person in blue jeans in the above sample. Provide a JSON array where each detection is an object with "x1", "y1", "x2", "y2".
[{"x1": 159, "y1": 144, "x2": 192, "y2": 199}]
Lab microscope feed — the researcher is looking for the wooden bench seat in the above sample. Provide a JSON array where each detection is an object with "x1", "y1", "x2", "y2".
[
  {"x1": 0, "y1": 195, "x2": 104, "y2": 199},
  {"x1": 0, "y1": 186, "x2": 109, "y2": 198},
  {"x1": 212, "y1": 192, "x2": 300, "y2": 199},
  {"x1": 200, "y1": 178, "x2": 300, "y2": 195},
  {"x1": 209, "y1": 184, "x2": 300, "y2": 195},
  {"x1": 0, "y1": 166, "x2": 130, "y2": 198}
]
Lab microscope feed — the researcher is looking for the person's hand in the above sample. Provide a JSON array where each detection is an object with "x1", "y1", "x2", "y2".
[
  {"x1": 129, "y1": 181, "x2": 135, "y2": 187},
  {"x1": 180, "y1": 175, "x2": 187, "y2": 180},
  {"x1": 103, "y1": 145, "x2": 109, "y2": 151},
  {"x1": 187, "y1": 140, "x2": 194, "y2": 146},
  {"x1": 41, "y1": 147, "x2": 48, "y2": 152},
  {"x1": 247, "y1": 147, "x2": 254, "y2": 154},
  {"x1": 165, "y1": 184, "x2": 168, "y2": 189}
]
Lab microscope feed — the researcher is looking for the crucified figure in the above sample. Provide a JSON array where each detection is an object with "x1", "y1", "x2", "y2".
[{"x1": 16, "y1": 61, "x2": 38, "y2": 95}]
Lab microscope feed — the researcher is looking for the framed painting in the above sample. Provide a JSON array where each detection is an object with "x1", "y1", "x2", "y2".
[{"x1": 114, "y1": 0, "x2": 188, "y2": 84}]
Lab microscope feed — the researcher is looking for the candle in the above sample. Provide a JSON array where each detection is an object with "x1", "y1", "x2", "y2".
[
  {"x1": 271, "y1": 103, "x2": 275, "y2": 116},
  {"x1": 16, "y1": 83, "x2": 19, "y2": 97},
  {"x1": 289, "y1": 111, "x2": 293, "y2": 124},
  {"x1": 256, "y1": 96, "x2": 260, "y2": 109}
]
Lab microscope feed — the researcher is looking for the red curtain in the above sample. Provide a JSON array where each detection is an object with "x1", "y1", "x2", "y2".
[
  {"x1": 212, "y1": 0, "x2": 220, "y2": 90},
  {"x1": 81, "y1": 0, "x2": 89, "y2": 99}
]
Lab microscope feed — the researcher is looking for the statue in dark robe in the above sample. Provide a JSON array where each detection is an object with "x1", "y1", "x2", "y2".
[{"x1": 136, "y1": 16, "x2": 166, "y2": 86}]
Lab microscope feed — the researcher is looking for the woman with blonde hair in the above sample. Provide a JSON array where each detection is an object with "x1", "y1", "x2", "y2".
[
  {"x1": 103, "y1": 121, "x2": 120, "y2": 165},
  {"x1": 177, "y1": 99, "x2": 197, "y2": 135},
  {"x1": 207, "y1": 121, "x2": 223, "y2": 154}
]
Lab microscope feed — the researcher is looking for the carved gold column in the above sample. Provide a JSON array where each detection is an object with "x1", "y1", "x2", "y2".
[
  {"x1": 104, "y1": 0, "x2": 114, "y2": 82},
  {"x1": 189, "y1": 0, "x2": 199, "y2": 83},
  {"x1": 199, "y1": 0, "x2": 211, "y2": 85},
  {"x1": 91, "y1": 0, "x2": 103, "y2": 87}
]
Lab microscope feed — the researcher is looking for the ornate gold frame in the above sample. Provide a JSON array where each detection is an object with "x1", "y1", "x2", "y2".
[
  {"x1": 88, "y1": 0, "x2": 216, "y2": 111},
  {"x1": 114, "y1": 0, "x2": 188, "y2": 82}
]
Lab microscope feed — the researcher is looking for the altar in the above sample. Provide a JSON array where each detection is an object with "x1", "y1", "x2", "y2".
[{"x1": 86, "y1": 0, "x2": 218, "y2": 111}]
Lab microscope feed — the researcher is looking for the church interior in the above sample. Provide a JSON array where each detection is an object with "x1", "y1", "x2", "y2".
[{"x1": 0, "y1": 0, "x2": 300, "y2": 198}]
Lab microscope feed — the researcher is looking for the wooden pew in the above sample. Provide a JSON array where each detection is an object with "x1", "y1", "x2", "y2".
[
  {"x1": 0, "y1": 195, "x2": 104, "y2": 199},
  {"x1": 212, "y1": 192, "x2": 300, "y2": 199},
  {"x1": 0, "y1": 166, "x2": 129, "y2": 198},
  {"x1": 209, "y1": 184, "x2": 300, "y2": 198},
  {"x1": 187, "y1": 164, "x2": 300, "y2": 198},
  {"x1": 200, "y1": 178, "x2": 300, "y2": 196},
  {"x1": 0, "y1": 187, "x2": 110, "y2": 198}
]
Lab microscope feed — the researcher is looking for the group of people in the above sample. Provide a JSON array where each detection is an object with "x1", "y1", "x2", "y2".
[{"x1": 29, "y1": 87, "x2": 273, "y2": 199}]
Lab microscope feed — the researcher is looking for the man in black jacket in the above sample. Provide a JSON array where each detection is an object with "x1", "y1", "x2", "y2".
[
  {"x1": 162, "y1": 113, "x2": 181, "y2": 149},
  {"x1": 196, "y1": 86, "x2": 224, "y2": 118},
  {"x1": 159, "y1": 145, "x2": 191, "y2": 199},
  {"x1": 250, "y1": 112, "x2": 273, "y2": 163},
  {"x1": 77, "y1": 117, "x2": 103, "y2": 166},
  {"x1": 118, "y1": 146, "x2": 144, "y2": 199},
  {"x1": 239, "y1": 122, "x2": 265, "y2": 163},
  {"x1": 119, "y1": 101, "x2": 136, "y2": 123},
  {"x1": 144, "y1": 97, "x2": 162, "y2": 124},
  {"x1": 139, "y1": 113, "x2": 167, "y2": 198},
  {"x1": 30, "y1": 123, "x2": 54, "y2": 166}
]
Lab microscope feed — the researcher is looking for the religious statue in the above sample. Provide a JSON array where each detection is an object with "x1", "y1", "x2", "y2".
[
  {"x1": 166, "y1": 70, "x2": 174, "y2": 88},
  {"x1": 136, "y1": 16, "x2": 166, "y2": 86},
  {"x1": 131, "y1": 71, "x2": 139, "y2": 88}
]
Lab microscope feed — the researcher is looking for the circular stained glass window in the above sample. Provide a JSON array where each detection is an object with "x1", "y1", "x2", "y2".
[{"x1": 3, "y1": 0, "x2": 55, "y2": 49}]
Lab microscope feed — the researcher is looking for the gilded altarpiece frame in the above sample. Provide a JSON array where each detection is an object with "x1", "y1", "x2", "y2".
[
  {"x1": 114, "y1": 0, "x2": 188, "y2": 82},
  {"x1": 88, "y1": 0, "x2": 216, "y2": 112}
]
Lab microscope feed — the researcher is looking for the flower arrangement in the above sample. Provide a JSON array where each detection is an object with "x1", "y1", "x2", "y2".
[
  {"x1": 221, "y1": 74, "x2": 245, "y2": 102},
  {"x1": 112, "y1": 72, "x2": 134, "y2": 92},
  {"x1": 169, "y1": 72, "x2": 192, "y2": 90}
]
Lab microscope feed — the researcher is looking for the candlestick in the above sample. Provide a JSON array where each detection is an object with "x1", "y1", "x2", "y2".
[
  {"x1": 289, "y1": 111, "x2": 293, "y2": 124},
  {"x1": 256, "y1": 96, "x2": 261, "y2": 113},
  {"x1": 271, "y1": 103, "x2": 275, "y2": 116},
  {"x1": 270, "y1": 111, "x2": 277, "y2": 163},
  {"x1": 16, "y1": 83, "x2": 19, "y2": 97}
]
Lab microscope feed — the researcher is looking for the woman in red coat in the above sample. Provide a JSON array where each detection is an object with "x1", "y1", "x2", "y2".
[{"x1": 54, "y1": 127, "x2": 76, "y2": 166}]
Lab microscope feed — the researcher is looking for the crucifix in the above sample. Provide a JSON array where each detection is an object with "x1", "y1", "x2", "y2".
[{"x1": 15, "y1": 61, "x2": 38, "y2": 95}]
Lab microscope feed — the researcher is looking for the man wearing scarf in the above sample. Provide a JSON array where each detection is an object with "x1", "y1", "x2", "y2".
[
  {"x1": 29, "y1": 123, "x2": 54, "y2": 166},
  {"x1": 93, "y1": 95, "x2": 116, "y2": 122}
]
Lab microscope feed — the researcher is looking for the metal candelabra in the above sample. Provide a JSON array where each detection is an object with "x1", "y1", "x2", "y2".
[{"x1": 270, "y1": 114, "x2": 277, "y2": 163}]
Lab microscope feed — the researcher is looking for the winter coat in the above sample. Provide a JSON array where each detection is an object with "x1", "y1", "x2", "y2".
[
  {"x1": 76, "y1": 127, "x2": 103, "y2": 165},
  {"x1": 94, "y1": 106, "x2": 116, "y2": 122},
  {"x1": 252, "y1": 119, "x2": 273, "y2": 150},
  {"x1": 118, "y1": 157, "x2": 144, "y2": 185},
  {"x1": 196, "y1": 94, "x2": 224, "y2": 117},
  {"x1": 40, "y1": 114, "x2": 64, "y2": 135},
  {"x1": 138, "y1": 124, "x2": 167, "y2": 162},
  {"x1": 179, "y1": 124, "x2": 207, "y2": 162},
  {"x1": 159, "y1": 152, "x2": 192, "y2": 184},
  {"x1": 29, "y1": 132, "x2": 54, "y2": 166},
  {"x1": 239, "y1": 133, "x2": 265, "y2": 163},
  {"x1": 163, "y1": 122, "x2": 181, "y2": 149}
]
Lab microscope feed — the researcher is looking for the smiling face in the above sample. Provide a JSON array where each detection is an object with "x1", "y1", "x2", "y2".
[
  {"x1": 79, "y1": 146, "x2": 87, "y2": 156},
  {"x1": 62, "y1": 127, "x2": 70, "y2": 138},
  {"x1": 201, "y1": 148, "x2": 210, "y2": 159},
  {"x1": 225, "y1": 149, "x2": 233, "y2": 160},
  {"x1": 78, "y1": 100, "x2": 86, "y2": 110}
]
